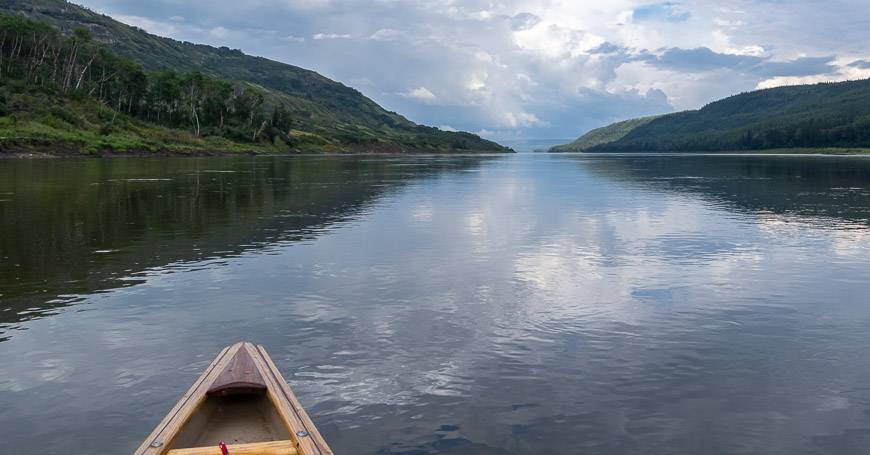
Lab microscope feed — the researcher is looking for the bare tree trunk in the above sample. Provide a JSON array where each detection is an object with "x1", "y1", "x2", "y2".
[
  {"x1": 74, "y1": 55, "x2": 95, "y2": 90},
  {"x1": 253, "y1": 120, "x2": 268, "y2": 142},
  {"x1": 63, "y1": 42, "x2": 79, "y2": 92},
  {"x1": 111, "y1": 94, "x2": 122, "y2": 125},
  {"x1": 192, "y1": 104, "x2": 200, "y2": 137},
  {"x1": 7, "y1": 34, "x2": 20, "y2": 76},
  {"x1": 31, "y1": 39, "x2": 52, "y2": 85}
]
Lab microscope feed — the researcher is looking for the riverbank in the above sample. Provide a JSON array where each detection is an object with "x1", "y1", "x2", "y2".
[
  {"x1": 552, "y1": 148, "x2": 870, "y2": 155},
  {"x1": 0, "y1": 102, "x2": 511, "y2": 158},
  {"x1": 0, "y1": 141, "x2": 511, "y2": 159}
]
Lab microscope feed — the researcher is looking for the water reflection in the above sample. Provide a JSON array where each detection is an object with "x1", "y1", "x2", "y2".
[
  {"x1": 1, "y1": 154, "x2": 870, "y2": 454},
  {"x1": 577, "y1": 154, "x2": 870, "y2": 227},
  {"x1": 0, "y1": 155, "x2": 499, "y2": 330}
]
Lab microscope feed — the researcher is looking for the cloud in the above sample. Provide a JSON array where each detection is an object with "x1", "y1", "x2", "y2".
[
  {"x1": 758, "y1": 56, "x2": 836, "y2": 77},
  {"x1": 589, "y1": 42, "x2": 624, "y2": 54},
  {"x1": 757, "y1": 60, "x2": 870, "y2": 89},
  {"x1": 632, "y1": 2, "x2": 690, "y2": 23},
  {"x1": 509, "y1": 12, "x2": 541, "y2": 31},
  {"x1": 113, "y1": 14, "x2": 179, "y2": 38},
  {"x1": 312, "y1": 33, "x2": 351, "y2": 40},
  {"x1": 401, "y1": 87, "x2": 438, "y2": 103},
  {"x1": 369, "y1": 28, "x2": 402, "y2": 41},
  {"x1": 476, "y1": 129, "x2": 496, "y2": 137},
  {"x1": 644, "y1": 47, "x2": 836, "y2": 78},
  {"x1": 209, "y1": 26, "x2": 229, "y2": 38},
  {"x1": 647, "y1": 47, "x2": 752, "y2": 71}
]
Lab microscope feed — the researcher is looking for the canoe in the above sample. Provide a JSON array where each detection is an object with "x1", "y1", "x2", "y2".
[{"x1": 134, "y1": 342, "x2": 333, "y2": 455}]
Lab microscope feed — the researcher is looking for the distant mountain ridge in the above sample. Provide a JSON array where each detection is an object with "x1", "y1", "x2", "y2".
[
  {"x1": 0, "y1": 0, "x2": 509, "y2": 153},
  {"x1": 552, "y1": 79, "x2": 870, "y2": 153}
]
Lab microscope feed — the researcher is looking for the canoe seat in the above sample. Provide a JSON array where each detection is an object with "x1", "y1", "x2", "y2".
[{"x1": 166, "y1": 440, "x2": 297, "y2": 455}]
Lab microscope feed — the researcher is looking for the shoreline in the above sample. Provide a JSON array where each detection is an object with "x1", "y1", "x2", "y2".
[
  {"x1": 0, "y1": 144, "x2": 514, "y2": 159},
  {"x1": 548, "y1": 148, "x2": 870, "y2": 156}
]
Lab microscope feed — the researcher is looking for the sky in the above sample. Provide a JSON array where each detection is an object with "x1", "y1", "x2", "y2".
[{"x1": 75, "y1": 0, "x2": 870, "y2": 142}]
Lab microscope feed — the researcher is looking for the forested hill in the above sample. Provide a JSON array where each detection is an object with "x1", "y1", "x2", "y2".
[
  {"x1": 552, "y1": 79, "x2": 870, "y2": 153},
  {"x1": 0, "y1": 0, "x2": 509, "y2": 153}
]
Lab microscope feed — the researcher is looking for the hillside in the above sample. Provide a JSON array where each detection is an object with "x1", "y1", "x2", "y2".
[
  {"x1": 552, "y1": 79, "x2": 870, "y2": 153},
  {"x1": 550, "y1": 116, "x2": 660, "y2": 152},
  {"x1": 0, "y1": 0, "x2": 510, "y2": 154}
]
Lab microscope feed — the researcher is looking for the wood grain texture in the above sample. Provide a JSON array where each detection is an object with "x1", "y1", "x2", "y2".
[
  {"x1": 166, "y1": 440, "x2": 298, "y2": 455},
  {"x1": 207, "y1": 346, "x2": 267, "y2": 396},
  {"x1": 252, "y1": 344, "x2": 334, "y2": 455},
  {"x1": 133, "y1": 343, "x2": 242, "y2": 455}
]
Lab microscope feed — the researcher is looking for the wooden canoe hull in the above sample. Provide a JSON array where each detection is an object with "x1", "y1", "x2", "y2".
[{"x1": 134, "y1": 342, "x2": 333, "y2": 455}]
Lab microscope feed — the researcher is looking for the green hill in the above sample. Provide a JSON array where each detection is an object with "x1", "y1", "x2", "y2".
[
  {"x1": 0, "y1": 0, "x2": 510, "y2": 154},
  {"x1": 552, "y1": 79, "x2": 870, "y2": 153},
  {"x1": 550, "y1": 116, "x2": 660, "y2": 152}
]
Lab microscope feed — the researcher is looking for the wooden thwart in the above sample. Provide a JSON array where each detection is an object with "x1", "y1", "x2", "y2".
[
  {"x1": 166, "y1": 440, "x2": 298, "y2": 455},
  {"x1": 134, "y1": 342, "x2": 333, "y2": 455}
]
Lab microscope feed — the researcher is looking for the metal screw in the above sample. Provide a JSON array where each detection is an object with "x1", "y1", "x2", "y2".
[
  {"x1": 296, "y1": 430, "x2": 310, "y2": 438},
  {"x1": 150, "y1": 440, "x2": 164, "y2": 448}
]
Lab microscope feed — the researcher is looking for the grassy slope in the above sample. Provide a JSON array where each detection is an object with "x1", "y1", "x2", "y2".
[
  {"x1": 0, "y1": 0, "x2": 510, "y2": 153},
  {"x1": 552, "y1": 78, "x2": 870, "y2": 153},
  {"x1": 550, "y1": 116, "x2": 660, "y2": 152}
]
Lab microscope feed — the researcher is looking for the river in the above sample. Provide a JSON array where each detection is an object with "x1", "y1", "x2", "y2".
[{"x1": 2, "y1": 153, "x2": 870, "y2": 454}]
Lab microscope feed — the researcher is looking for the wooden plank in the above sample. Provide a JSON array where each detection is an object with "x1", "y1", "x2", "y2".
[
  {"x1": 207, "y1": 346, "x2": 267, "y2": 396},
  {"x1": 166, "y1": 440, "x2": 298, "y2": 455},
  {"x1": 134, "y1": 343, "x2": 245, "y2": 455},
  {"x1": 250, "y1": 344, "x2": 334, "y2": 455}
]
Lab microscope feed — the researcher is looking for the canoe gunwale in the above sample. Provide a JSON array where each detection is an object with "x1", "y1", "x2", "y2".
[
  {"x1": 133, "y1": 342, "x2": 333, "y2": 455},
  {"x1": 254, "y1": 344, "x2": 331, "y2": 455}
]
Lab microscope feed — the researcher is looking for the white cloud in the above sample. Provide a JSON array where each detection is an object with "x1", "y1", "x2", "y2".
[
  {"x1": 312, "y1": 33, "x2": 352, "y2": 40},
  {"x1": 113, "y1": 14, "x2": 180, "y2": 38},
  {"x1": 504, "y1": 111, "x2": 546, "y2": 128},
  {"x1": 727, "y1": 45, "x2": 766, "y2": 57},
  {"x1": 400, "y1": 87, "x2": 438, "y2": 103},
  {"x1": 369, "y1": 28, "x2": 402, "y2": 41},
  {"x1": 209, "y1": 26, "x2": 229, "y2": 38},
  {"x1": 476, "y1": 129, "x2": 495, "y2": 137}
]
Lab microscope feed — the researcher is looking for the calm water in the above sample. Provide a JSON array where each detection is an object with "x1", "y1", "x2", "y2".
[{"x1": 2, "y1": 154, "x2": 870, "y2": 454}]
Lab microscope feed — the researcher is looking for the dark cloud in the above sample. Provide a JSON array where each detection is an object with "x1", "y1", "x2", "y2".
[
  {"x1": 588, "y1": 42, "x2": 625, "y2": 55},
  {"x1": 645, "y1": 47, "x2": 836, "y2": 78},
  {"x1": 650, "y1": 47, "x2": 755, "y2": 71},
  {"x1": 758, "y1": 56, "x2": 837, "y2": 77},
  {"x1": 849, "y1": 60, "x2": 870, "y2": 69}
]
